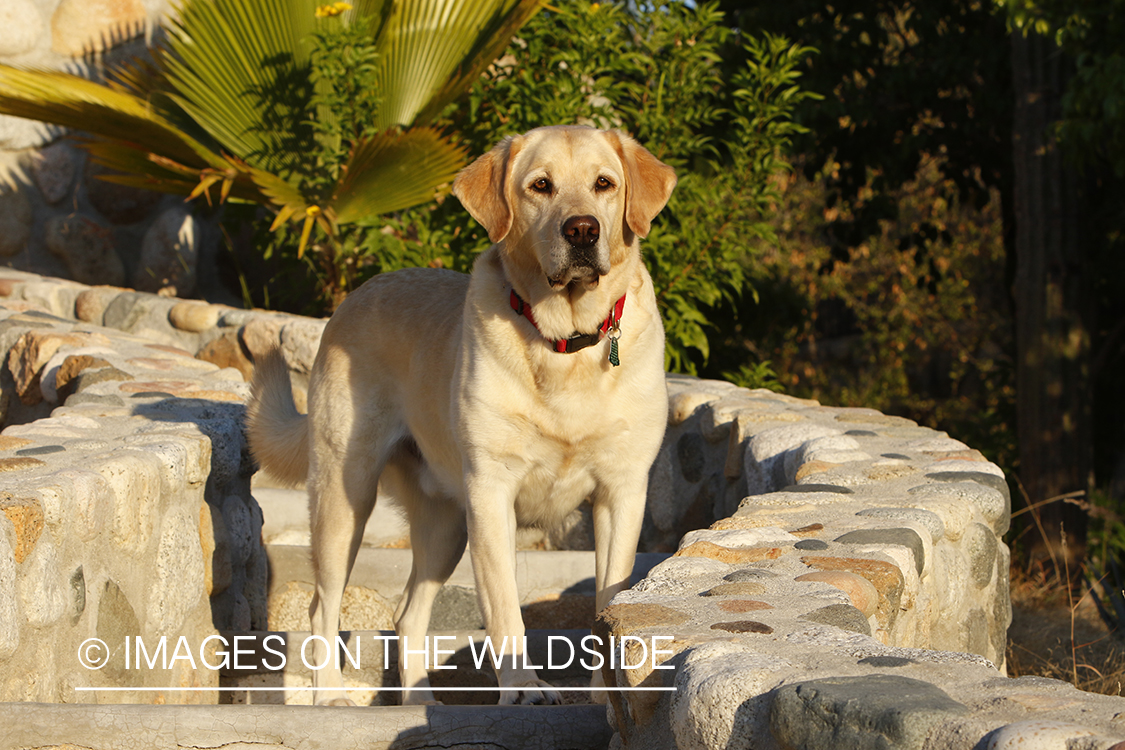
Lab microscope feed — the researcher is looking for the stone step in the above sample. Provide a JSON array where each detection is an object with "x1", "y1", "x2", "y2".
[
  {"x1": 1, "y1": 702, "x2": 614, "y2": 750},
  {"x1": 266, "y1": 545, "x2": 670, "y2": 632},
  {"x1": 253, "y1": 486, "x2": 412, "y2": 548},
  {"x1": 217, "y1": 629, "x2": 601, "y2": 706}
]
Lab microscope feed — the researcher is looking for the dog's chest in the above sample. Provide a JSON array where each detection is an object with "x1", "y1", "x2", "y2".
[{"x1": 511, "y1": 430, "x2": 605, "y2": 527}]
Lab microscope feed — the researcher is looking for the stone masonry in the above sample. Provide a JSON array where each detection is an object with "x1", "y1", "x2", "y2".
[
  {"x1": 0, "y1": 269, "x2": 265, "y2": 704},
  {"x1": 0, "y1": 267, "x2": 1123, "y2": 749}
]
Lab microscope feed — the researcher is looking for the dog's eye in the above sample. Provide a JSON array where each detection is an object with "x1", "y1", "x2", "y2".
[
  {"x1": 530, "y1": 178, "x2": 552, "y2": 194},
  {"x1": 595, "y1": 176, "x2": 614, "y2": 192}
]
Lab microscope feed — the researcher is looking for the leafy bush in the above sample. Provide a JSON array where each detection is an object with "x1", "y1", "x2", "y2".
[{"x1": 718, "y1": 154, "x2": 1016, "y2": 466}]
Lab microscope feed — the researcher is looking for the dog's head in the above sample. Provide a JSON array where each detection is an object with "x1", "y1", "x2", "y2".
[{"x1": 453, "y1": 126, "x2": 676, "y2": 292}]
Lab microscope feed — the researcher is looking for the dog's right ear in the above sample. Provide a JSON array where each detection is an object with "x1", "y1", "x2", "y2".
[{"x1": 452, "y1": 135, "x2": 523, "y2": 243}]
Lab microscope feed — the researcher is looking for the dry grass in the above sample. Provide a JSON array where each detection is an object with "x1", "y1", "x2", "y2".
[{"x1": 1006, "y1": 565, "x2": 1125, "y2": 696}]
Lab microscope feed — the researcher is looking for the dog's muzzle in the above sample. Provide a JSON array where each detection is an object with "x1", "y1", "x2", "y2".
[{"x1": 549, "y1": 215, "x2": 606, "y2": 289}]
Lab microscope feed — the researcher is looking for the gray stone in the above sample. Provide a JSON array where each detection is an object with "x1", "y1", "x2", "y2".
[
  {"x1": 909, "y1": 481, "x2": 1008, "y2": 533},
  {"x1": 881, "y1": 453, "x2": 911, "y2": 460},
  {"x1": 834, "y1": 527, "x2": 926, "y2": 576},
  {"x1": 96, "y1": 579, "x2": 139, "y2": 682},
  {"x1": 85, "y1": 161, "x2": 161, "y2": 224},
  {"x1": 45, "y1": 215, "x2": 126, "y2": 287},
  {"x1": 147, "y1": 508, "x2": 205, "y2": 635},
  {"x1": 0, "y1": 0, "x2": 43, "y2": 56},
  {"x1": 857, "y1": 507, "x2": 945, "y2": 543},
  {"x1": 677, "y1": 432, "x2": 706, "y2": 483},
  {"x1": 795, "y1": 539, "x2": 829, "y2": 550},
  {"x1": 279, "y1": 319, "x2": 327, "y2": 375},
  {"x1": 926, "y1": 471, "x2": 1011, "y2": 534},
  {"x1": 134, "y1": 207, "x2": 199, "y2": 296},
  {"x1": 101, "y1": 291, "x2": 155, "y2": 331},
  {"x1": 17, "y1": 536, "x2": 68, "y2": 627},
  {"x1": 770, "y1": 675, "x2": 968, "y2": 750},
  {"x1": 647, "y1": 442, "x2": 676, "y2": 532},
  {"x1": 965, "y1": 607, "x2": 988, "y2": 658},
  {"x1": 858, "y1": 656, "x2": 914, "y2": 667},
  {"x1": 0, "y1": 188, "x2": 32, "y2": 258},
  {"x1": 430, "y1": 585, "x2": 483, "y2": 630},
  {"x1": 222, "y1": 494, "x2": 253, "y2": 567},
  {"x1": 780, "y1": 483, "x2": 854, "y2": 494},
  {"x1": 69, "y1": 565, "x2": 85, "y2": 624},
  {"x1": 32, "y1": 142, "x2": 77, "y2": 204},
  {"x1": 724, "y1": 569, "x2": 776, "y2": 582},
  {"x1": 64, "y1": 392, "x2": 124, "y2": 407},
  {"x1": 744, "y1": 423, "x2": 842, "y2": 495},
  {"x1": 16, "y1": 445, "x2": 65, "y2": 457},
  {"x1": 673, "y1": 643, "x2": 794, "y2": 750},
  {"x1": 0, "y1": 114, "x2": 59, "y2": 150},
  {"x1": 965, "y1": 522, "x2": 998, "y2": 588},
  {"x1": 68, "y1": 365, "x2": 133, "y2": 395},
  {"x1": 711, "y1": 620, "x2": 773, "y2": 634},
  {"x1": 982, "y1": 719, "x2": 1116, "y2": 750},
  {"x1": 992, "y1": 543, "x2": 1012, "y2": 663},
  {"x1": 799, "y1": 603, "x2": 871, "y2": 636},
  {"x1": 845, "y1": 430, "x2": 879, "y2": 437}
]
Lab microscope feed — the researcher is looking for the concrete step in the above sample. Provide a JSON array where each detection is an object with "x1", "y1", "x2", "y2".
[
  {"x1": 266, "y1": 545, "x2": 670, "y2": 632},
  {"x1": 267, "y1": 545, "x2": 668, "y2": 604},
  {"x1": 254, "y1": 486, "x2": 411, "y2": 548},
  {"x1": 1, "y1": 702, "x2": 614, "y2": 750},
  {"x1": 218, "y1": 628, "x2": 599, "y2": 706}
]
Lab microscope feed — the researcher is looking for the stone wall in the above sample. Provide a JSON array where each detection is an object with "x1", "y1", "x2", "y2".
[
  {"x1": 0, "y1": 271, "x2": 265, "y2": 703},
  {"x1": 597, "y1": 383, "x2": 1125, "y2": 748},
  {"x1": 0, "y1": 0, "x2": 219, "y2": 298},
  {"x1": 1, "y1": 267, "x2": 1124, "y2": 749}
]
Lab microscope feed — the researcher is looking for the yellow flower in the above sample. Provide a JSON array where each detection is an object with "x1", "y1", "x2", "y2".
[
  {"x1": 315, "y1": 2, "x2": 352, "y2": 18},
  {"x1": 306, "y1": 205, "x2": 322, "y2": 217}
]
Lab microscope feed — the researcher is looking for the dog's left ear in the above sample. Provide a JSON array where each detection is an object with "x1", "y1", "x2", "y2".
[
  {"x1": 611, "y1": 131, "x2": 677, "y2": 239},
  {"x1": 452, "y1": 135, "x2": 523, "y2": 243}
]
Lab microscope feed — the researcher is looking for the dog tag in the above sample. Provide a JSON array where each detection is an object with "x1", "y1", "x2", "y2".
[{"x1": 607, "y1": 323, "x2": 621, "y2": 367}]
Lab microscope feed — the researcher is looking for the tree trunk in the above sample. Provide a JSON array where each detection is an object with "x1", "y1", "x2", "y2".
[{"x1": 1010, "y1": 30, "x2": 1093, "y2": 574}]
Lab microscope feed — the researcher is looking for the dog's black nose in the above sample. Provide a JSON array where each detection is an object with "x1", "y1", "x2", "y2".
[{"x1": 562, "y1": 215, "x2": 600, "y2": 249}]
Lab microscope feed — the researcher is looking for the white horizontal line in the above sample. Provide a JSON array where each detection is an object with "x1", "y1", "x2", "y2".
[{"x1": 75, "y1": 686, "x2": 676, "y2": 692}]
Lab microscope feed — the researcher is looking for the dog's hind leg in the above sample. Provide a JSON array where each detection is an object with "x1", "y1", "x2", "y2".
[
  {"x1": 307, "y1": 443, "x2": 385, "y2": 706},
  {"x1": 389, "y1": 472, "x2": 467, "y2": 705}
]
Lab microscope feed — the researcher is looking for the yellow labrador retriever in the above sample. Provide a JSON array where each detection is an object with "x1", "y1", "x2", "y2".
[{"x1": 246, "y1": 125, "x2": 676, "y2": 705}]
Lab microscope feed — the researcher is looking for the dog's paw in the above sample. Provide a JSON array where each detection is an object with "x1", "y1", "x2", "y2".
[{"x1": 498, "y1": 679, "x2": 561, "y2": 706}]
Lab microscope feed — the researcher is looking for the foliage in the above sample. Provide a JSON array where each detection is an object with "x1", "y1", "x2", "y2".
[
  {"x1": 724, "y1": 0, "x2": 1013, "y2": 260},
  {"x1": 710, "y1": 154, "x2": 1017, "y2": 467},
  {"x1": 0, "y1": 0, "x2": 542, "y2": 308},
  {"x1": 363, "y1": 0, "x2": 819, "y2": 372},
  {"x1": 1001, "y1": 0, "x2": 1125, "y2": 175}
]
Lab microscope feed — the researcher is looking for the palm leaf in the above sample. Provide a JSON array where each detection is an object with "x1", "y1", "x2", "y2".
[
  {"x1": 0, "y1": 65, "x2": 226, "y2": 172},
  {"x1": 332, "y1": 127, "x2": 466, "y2": 223},
  {"x1": 373, "y1": 0, "x2": 544, "y2": 129},
  {"x1": 160, "y1": 0, "x2": 324, "y2": 173}
]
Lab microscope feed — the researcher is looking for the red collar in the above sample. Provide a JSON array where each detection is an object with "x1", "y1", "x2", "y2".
[{"x1": 509, "y1": 289, "x2": 626, "y2": 355}]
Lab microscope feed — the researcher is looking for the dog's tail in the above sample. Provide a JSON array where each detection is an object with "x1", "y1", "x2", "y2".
[{"x1": 246, "y1": 347, "x2": 309, "y2": 486}]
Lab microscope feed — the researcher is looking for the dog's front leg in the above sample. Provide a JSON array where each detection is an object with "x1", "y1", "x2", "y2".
[
  {"x1": 589, "y1": 475, "x2": 648, "y2": 698},
  {"x1": 465, "y1": 471, "x2": 561, "y2": 705}
]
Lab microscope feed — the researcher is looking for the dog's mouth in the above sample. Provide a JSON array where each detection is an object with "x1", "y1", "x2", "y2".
[{"x1": 547, "y1": 266, "x2": 603, "y2": 291}]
